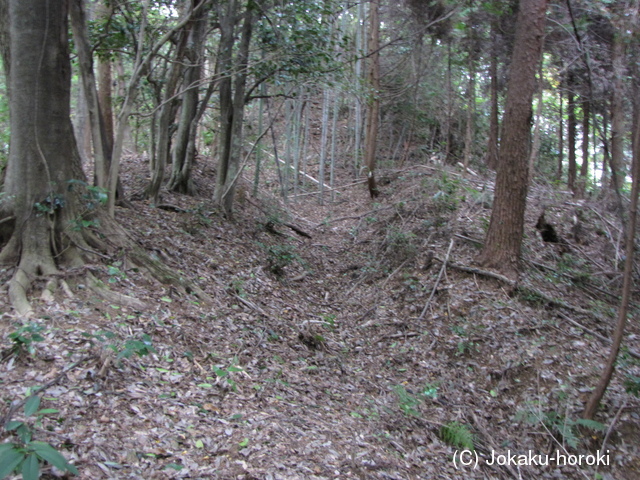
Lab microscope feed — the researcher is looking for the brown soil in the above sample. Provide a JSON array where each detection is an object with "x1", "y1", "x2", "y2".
[{"x1": 1, "y1": 155, "x2": 639, "y2": 480}]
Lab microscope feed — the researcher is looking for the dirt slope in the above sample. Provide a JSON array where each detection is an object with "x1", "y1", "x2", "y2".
[{"x1": 1, "y1": 157, "x2": 639, "y2": 480}]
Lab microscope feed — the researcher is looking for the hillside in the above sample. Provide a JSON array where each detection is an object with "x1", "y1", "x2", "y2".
[{"x1": 1, "y1": 155, "x2": 639, "y2": 480}]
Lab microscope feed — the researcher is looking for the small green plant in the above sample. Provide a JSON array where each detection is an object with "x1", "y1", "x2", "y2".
[
  {"x1": 384, "y1": 228, "x2": 417, "y2": 266},
  {"x1": 33, "y1": 194, "x2": 65, "y2": 216},
  {"x1": 430, "y1": 172, "x2": 461, "y2": 213},
  {"x1": 421, "y1": 383, "x2": 439, "y2": 400},
  {"x1": 516, "y1": 405, "x2": 605, "y2": 448},
  {"x1": 106, "y1": 262, "x2": 126, "y2": 284},
  {"x1": 0, "y1": 393, "x2": 78, "y2": 480},
  {"x1": 118, "y1": 334, "x2": 156, "y2": 361},
  {"x1": 7, "y1": 323, "x2": 45, "y2": 357},
  {"x1": 262, "y1": 242, "x2": 300, "y2": 276},
  {"x1": 439, "y1": 421, "x2": 474, "y2": 450},
  {"x1": 321, "y1": 314, "x2": 337, "y2": 330},
  {"x1": 82, "y1": 331, "x2": 156, "y2": 366},
  {"x1": 212, "y1": 357, "x2": 245, "y2": 392},
  {"x1": 229, "y1": 277, "x2": 247, "y2": 298},
  {"x1": 624, "y1": 375, "x2": 640, "y2": 396},
  {"x1": 392, "y1": 385, "x2": 421, "y2": 417}
]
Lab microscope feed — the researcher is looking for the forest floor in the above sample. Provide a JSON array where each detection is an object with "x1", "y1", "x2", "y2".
[{"x1": 1, "y1": 154, "x2": 640, "y2": 480}]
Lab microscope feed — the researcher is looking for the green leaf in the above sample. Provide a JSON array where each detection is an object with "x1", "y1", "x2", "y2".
[
  {"x1": 29, "y1": 441, "x2": 78, "y2": 474},
  {"x1": 0, "y1": 443, "x2": 17, "y2": 454},
  {"x1": 36, "y1": 408, "x2": 60, "y2": 416},
  {"x1": 0, "y1": 445, "x2": 25, "y2": 479},
  {"x1": 195, "y1": 439, "x2": 204, "y2": 449},
  {"x1": 238, "y1": 438, "x2": 249, "y2": 448},
  {"x1": 575, "y1": 418, "x2": 606, "y2": 432},
  {"x1": 24, "y1": 395, "x2": 42, "y2": 417},
  {"x1": 21, "y1": 453, "x2": 40, "y2": 480},
  {"x1": 5, "y1": 421, "x2": 24, "y2": 431},
  {"x1": 439, "y1": 422, "x2": 475, "y2": 451}
]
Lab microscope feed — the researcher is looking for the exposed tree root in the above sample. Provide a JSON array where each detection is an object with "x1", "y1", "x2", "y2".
[
  {"x1": 86, "y1": 272, "x2": 148, "y2": 310},
  {"x1": 439, "y1": 257, "x2": 604, "y2": 319},
  {"x1": 1, "y1": 209, "x2": 212, "y2": 316},
  {"x1": 8, "y1": 268, "x2": 34, "y2": 317}
]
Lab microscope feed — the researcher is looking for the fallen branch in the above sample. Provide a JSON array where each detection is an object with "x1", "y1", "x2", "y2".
[
  {"x1": 1, "y1": 355, "x2": 95, "y2": 429},
  {"x1": 419, "y1": 239, "x2": 454, "y2": 321},
  {"x1": 558, "y1": 312, "x2": 640, "y2": 360},
  {"x1": 316, "y1": 205, "x2": 394, "y2": 228},
  {"x1": 439, "y1": 258, "x2": 605, "y2": 319}
]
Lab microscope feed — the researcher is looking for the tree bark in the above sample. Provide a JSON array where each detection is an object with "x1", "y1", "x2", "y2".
[
  {"x1": 364, "y1": 0, "x2": 380, "y2": 198},
  {"x1": 69, "y1": 0, "x2": 111, "y2": 190},
  {"x1": 476, "y1": 0, "x2": 548, "y2": 278},
  {"x1": 584, "y1": 83, "x2": 640, "y2": 420},
  {"x1": 578, "y1": 98, "x2": 590, "y2": 195},
  {"x1": 1, "y1": 0, "x2": 89, "y2": 315},
  {"x1": 567, "y1": 77, "x2": 577, "y2": 193},
  {"x1": 146, "y1": 41, "x2": 185, "y2": 204},
  {"x1": 0, "y1": 0, "x2": 9, "y2": 92},
  {"x1": 610, "y1": 32, "x2": 626, "y2": 194},
  {"x1": 486, "y1": 19, "x2": 499, "y2": 171},
  {"x1": 168, "y1": 0, "x2": 210, "y2": 194},
  {"x1": 558, "y1": 86, "x2": 563, "y2": 179},
  {"x1": 214, "y1": 0, "x2": 254, "y2": 217},
  {"x1": 463, "y1": 57, "x2": 476, "y2": 172}
]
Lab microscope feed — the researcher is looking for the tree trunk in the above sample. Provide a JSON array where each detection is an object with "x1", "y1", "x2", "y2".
[
  {"x1": 69, "y1": 0, "x2": 111, "y2": 190},
  {"x1": 558, "y1": 86, "x2": 563, "y2": 179},
  {"x1": 1, "y1": 0, "x2": 92, "y2": 315},
  {"x1": 528, "y1": 82, "x2": 543, "y2": 179},
  {"x1": 463, "y1": 57, "x2": 476, "y2": 172},
  {"x1": 364, "y1": 0, "x2": 380, "y2": 198},
  {"x1": 486, "y1": 19, "x2": 499, "y2": 171},
  {"x1": 214, "y1": 0, "x2": 254, "y2": 217},
  {"x1": 96, "y1": 0, "x2": 114, "y2": 158},
  {"x1": 147, "y1": 42, "x2": 184, "y2": 204},
  {"x1": 584, "y1": 82, "x2": 640, "y2": 420},
  {"x1": 567, "y1": 79, "x2": 577, "y2": 193},
  {"x1": 578, "y1": 98, "x2": 590, "y2": 195},
  {"x1": 610, "y1": 33, "x2": 626, "y2": 194},
  {"x1": 0, "y1": 0, "x2": 213, "y2": 316},
  {"x1": 168, "y1": 0, "x2": 210, "y2": 194},
  {"x1": 476, "y1": 0, "x2": 548, "y2": 278}
]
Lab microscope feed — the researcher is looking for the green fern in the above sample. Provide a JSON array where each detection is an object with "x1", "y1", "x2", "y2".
[{"x1": 439, "y1": 421, "x2": 474, "y2": 450}]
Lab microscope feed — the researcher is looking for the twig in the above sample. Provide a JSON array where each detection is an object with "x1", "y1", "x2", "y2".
[
  {"x1": 438, "y1": 258, "x2": 515, "y2": 286},
  {"x1": 380, "y1": 260, "x2": 408, "y2": 289},
  {"x1": 418, "y1": 238, "x2": 454, "y2": 320},
  {"x1": 1, "y1": 355, "x2": 94, "y2": 429},
  {"x1": 315, "y1": 206, "x2": 394, "y2": 228},
  {"x1": 558, "y1": 312, "x2": 640, "y2": 360},
  {"x1": 598, "y1": 399, "x2": 627, "y2": 461}
]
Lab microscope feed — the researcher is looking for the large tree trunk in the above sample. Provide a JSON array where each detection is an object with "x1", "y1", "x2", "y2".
[
  {"x1": 168, "y1": 0, "x2": 210, "y2": 194},
  {"x1": 0, "y1": 0, "x2": 90, "y2": 315},
  {"x1": 463, "y1": 57, "x2": 476, "y2": 172},
  {"x1": 567, "y1": 77, "x2": 577, "y2": 193},
  {"x1": 476, "y1": 0, "x2": 548, "y2": 277},
  {"x1": 214, "y1": 0, "x2": 254, "y2": 217},
  {"x1": 486, "y1": 19, "x2": 499, "y2": 171},
  {"x1": 364, "y1": 0, "x2": 380, "y2": 198},
  {"x1": 584, "y1": 71, "x2": 640, "y2": 420},
  {"x1": 147, "y1": 39, "x2": 186, "y2": 204},
  {"x1": 557, "y1": 86, "x2": 563, "y2": 179},
  {"x1": 578, "y1": 98, "x2": 590, "y2": 195},
  {"x1": 96, "y1": 0, "x2": 114, "y2": 158},
  {"x1": 609, "y1": 33, "x2": 626, "y2": 197},
  {"x1": 69, "y1": 0, "x2": 111, "y2": 190}
]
